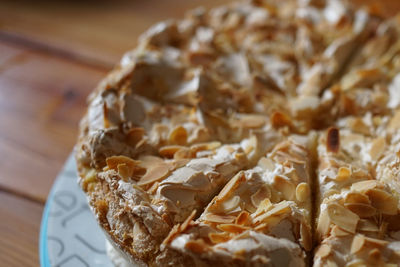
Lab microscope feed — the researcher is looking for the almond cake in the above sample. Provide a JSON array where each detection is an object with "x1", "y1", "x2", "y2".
[{"x1": 75, "y1": 0, "x2": 400, "y2": 266}]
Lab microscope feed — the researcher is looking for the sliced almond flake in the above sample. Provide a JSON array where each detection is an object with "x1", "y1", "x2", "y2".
[
  {"x1": 296, "y1": 182, "x2": 310, "y2": 203},
  {"x1": 251, "y1": 185, "x2": 271, "y2": 207},
  {"x1": 138, "y1": 155, "x2": 164, "y2": 169},
  {"x1": 365, "y1": 188, "x2": 398, "y2": 215},
  {"x1": 336, "y1": 167, "x2": 351, "y2": 181},
  {"x1": 368, "y1": 248, "x2": 381, "y2": 263},
  {"x1": 235, "y1": 211, "x2": 250, "y2": 226},
  {"x1": 169, "y1": 126, "x2": 188, "y2": 145},
  {"x1": 137, "y1": 163, "x2": 171, "y2": 186},
  {"x1": 270, "y1": 111, "x2": 292, "y2": 129},
  {"x1": 300, "y1": 222, "x2": 312, "y2": 251},
  {"x1": 330, "y1": 225, "x2": 350, "y2": 237},
  {"x1": 171, "y1": 158, "x2": 190, "y2": 169},
  {"x1": 117, "y1": 163, "x2": 133, "y2": 181},
  {"x1": 159, "y1": 145, "x2": 186, "y2": 158},
  {"x1": 185, "y1": 240, "x2": 209, "y2": 253},
  {"x1": 273, "y1": 175, "x2": 295, "y2": 200},
  {"x1": 327, "y1": 203, "x2": 359, "y2": 234},
  {"x1": 180, "y1": 210, "x2": 197, "y2": 232},
  {"x1": 315, "y1": 244, "x2": 331, "y2": 258},
  {"x1": 254, "y1": 223, "x2": 268, "y2": 231},
  {"x1": 232, "y1": 114, "x2": 266, "y2": 128},
  {"x1": 254, "y1": 201, "x2": 291, "y2": 224},
  {"x1": 127, "y1": 127, "x2": 145, "y2": 146},
  {"x1": 351, "y1": 234, "x2": 366, "y2": 254},
  {"x1": 326, "y1": 127, "x2": 340, "y2": 153},
  {"x1": 209, "y1": 232, "x2": 231, "y2": 244},
  {"x1": 257, "y1": 157, "x2": 275, "y2": 172},
  {"x1": 106, "y1": 155, "x2": 140, "y2": 170},
  {"x1": 348, "y1": 118, "x2": 370, "y2": 136},
  {"x1": 217, "y1": 223, "x2": 250, "y2": 234},
  {"x1": 221, "y1": 195, "x2": 241, "y2": 213},
  {"x1": 345, "y1": 192, "x2": 370, "y2": 205},
  {"x1": 344, "y1": 203, "x2": 376, "y2": 218},
  {"x1": 357, "y1": 219, "x2": 379, "y2": 232},
  {"x1": 202, "y1": 213, "x2": 236, "y2": 224},
  {"x1": 389, "y1": 110, "x2": 400, "y2": 130},
  {"x1": 350, "y1": 180, "x2": 379, "y2": 192},
  {"x1": 218, "y1": 172, "x2": 246, "y2": 201},
  {"x1": 369, "y1": 137, "x2": 386, "y2": 161},
  {"x1": 162, "y1": 224, "x2": 180, "y2": 246},
  {"x1": 325, "y1": 260, "x2": 338, "y2": 267},
  {"x1": 190, "y1": 141, "x2": 221, "y2": 153},
  {"x1": 173, "y1": 147, "x2": 194, "y2": 159},
  {"x1": 252, "y1": 198, "x2": 272, "y2": 218},
  {"x1": 364, "y1": 236, "x2": 389, "y2": 247}
]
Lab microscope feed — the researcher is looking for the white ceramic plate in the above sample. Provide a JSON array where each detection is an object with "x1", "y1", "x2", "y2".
[{"x1": 40, "y1": 154, "x2": 113, "y2": 267}]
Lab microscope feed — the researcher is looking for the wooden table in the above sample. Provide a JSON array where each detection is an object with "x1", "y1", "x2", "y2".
[{"x1": 0, "y1": 0, "x2": 398, "y2": 266}]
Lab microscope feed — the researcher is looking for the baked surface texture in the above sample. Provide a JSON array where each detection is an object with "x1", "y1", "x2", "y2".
[{"x1": 75, "y1": 0, "x2": 400, "y2": 266}]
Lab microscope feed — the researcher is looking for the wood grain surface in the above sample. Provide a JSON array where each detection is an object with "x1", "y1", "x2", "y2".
[{"x1": 0, "y1": 0, "x2": 398, "y2": 266}]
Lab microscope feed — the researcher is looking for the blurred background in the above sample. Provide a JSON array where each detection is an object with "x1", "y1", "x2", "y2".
[{"x1": 0, "y1": 0, "x2": 399, "y2": 266}]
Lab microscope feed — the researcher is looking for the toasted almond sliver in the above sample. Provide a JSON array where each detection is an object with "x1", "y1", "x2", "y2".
[
  {"x1": 127, "y1": 127, "x2": 145, "y2": 146},
  {"x1": 251, "y1": 185, "x2": 271, "y2": 207},
  {"x1": 159, "y1": 145, "x2": 186, "y2": 158},
  {"x1": 315, "y1": 244, "x2": 331, "y2": 258},
  {"x1": 257, "y1": 157, "x2": 275, "y2": 172},
  {"x1": 296, "y1": 182, "x2": 310, "y2": 203},
  {"x1": 117, "y1": 163, "x2": 133, "y2": 181},
  {"x1": 326, "y1": 127, "x2": 340, "y2": 153},
  {"x1": 300, "y1": 222, "x2": 312, "y2": 251},
  {"x1": 185, "y1": 240, "x2": 209, "y2": 253},
  {"x1": 106, "y1": 155, "x2": 140, "y2": 170},
  {"x1": 209, "y1": 232, "x2": 231, "y2": 244},
  {"x1": 368, "y1": 248, "x2": 381, "y2": 263},
  {"x1": 351, "y1": 234, "x2": 365, "y2": 254},
  {"x1": 366, "y1": 188, "x2": 398, "y2": 215},
  {"x1": 344, "y1": 203, "x2": 376, "y2": 218},
  {"x1": 317, "y1": 209, "x2": 331, "y2": 238},
  {"x1": 235, "y1": 211, "x2": 250, "y2": 225},
  {"x1": 351, "y1": 180, "x2": 379, "y2": 192},
  {"x1": 190, "y1": 141, "x2": 221, "y2": 153},
  {"x1": 345, "y1": 192, "x2": 370, "y2": 205},
  {"x1": 137, "y1": 163, "x2": 171, "y2": 186},
  {"x1": 369, "y1": 137, "x2": 386, "y2": 161},
  {"x1": 180, "y1": 210, "x2": 196, "y2": 232},
  {"x1": 357, "y1": 219, "x2": 379, "y2": 232},
  {"x1": 273, "y1": 175, "x2": 295, "y2": 200},
  {"x1": 253, "y1": 198, "x2": 272, "y2": 217},
  {"x1": 270, "y1": 111, "x2": 292, "y2": 129},
  {"x1": 330, "y1": 225, "x2": 350, "y2": 237},
  {"x1": 202, "y1": 213, "x2": 236, "y2": 224},
  {"x1": 217, "y1": 224, "x2": 250, "y2": 234},
  {"x1": 233, "y1": 114, "x2": 266, "y2": 128},
  {"x1": 336, "y1": 167, "x2": 351, "y2": 181},
  {"x1": 326, "y1": 203, "x2": 359, "y2": 234},
  {"x1": 364, "y1": 236, "x2": 389, "y2": 247},
  {"x1": 221, "y1": 195, "x2": 241, "y2": 213},
  {"x1": 169, "y1": 126, "x2": 188, "y2": 145},
  {"x1": 218, "y1": 172, "x2": 246, "y2": 200},
  {"x1": 254, "y1": 201, "x2": 291, "y2": 224}
]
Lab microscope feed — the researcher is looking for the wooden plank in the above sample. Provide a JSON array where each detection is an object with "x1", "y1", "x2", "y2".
[
  {"x1": 0, "y1": 0, "x2": 232, "y2": 68},
  {"x1": 0, "y1": 42, "x2": 107, "y2": 203},
  {"x1": 0, "y1": 191, "x2": 43, "y2": 267}
]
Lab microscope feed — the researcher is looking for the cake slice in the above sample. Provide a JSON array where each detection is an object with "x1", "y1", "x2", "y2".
[{"x1": 160, "y1": 135, "x2": 316, "y2": 266}]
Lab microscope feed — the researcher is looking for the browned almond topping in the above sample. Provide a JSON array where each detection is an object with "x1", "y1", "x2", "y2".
[
  {"x1": 273, "y1": 175, "x2": 295, "y2": 200},
  {"x1": 217, "y1": 223, "x2": 250, "y2": 234},
  {"x1": 368, "y1": 248, "x2": 382, "y2": 264},
  {"x1": 317, "y1": 209, "x2": 331, "y2": 238},
  {"x1": 127, "y1": 127, "x2": 145, "y2": 146},
  {"x1": 162, "y1": 224, "x2": 180, "y2": 246},
  {"x1": 169, "y1": 126, "x2": 188, "y2": 145},
  {"x1": 365, "y1": 188, "x2": 398, "y2": 215},
  {"x1": 315, "y1": 244, "x2": 331, "y2": 258},
  {"x1": 344, "y1": 203, "x2": 376, "y2": 218},
  {"x1": 357, "y1": 219, "x2": 379, "y2": 232},
  {"x1": 221, "y1": 195, "x2": 241, "y2": 212},
  {"x1": 369, "y1": 137, "x2": 386, "y2": 161},
  {"x1": 232, "y1": 114, "x2": 266, "y2": 128},
  {"x1": 300, "y1": 222, "x2": 312, "y2": 251},
  {"x1": 209, "y1": 232, "x2": 231, "y2": 244},
  {"x1": 106, "y1": 155, "x2": 140, "y2": 170},
  {"x1": 350, "y1": 180, "x2": 379, "y2": 192},
  {"x1": 181, "y1": 210, "x2": 197, "y2": 232},
  {"x1": 351, "y1": 234, "x2": 365, "y2": 254},
  {"x1": 330, "y1": 225, "x2": 350, "y2": 237},
  {"x1": 326, "y1": 127, "x2": 340, "y2": 153},
  {"x1": 218, "y1": 172, "x2": 246, "y2": 200},
  {"x1": 185, "y1": 240, "x2": 209, "y2": 253},
  {"x1": 345, "y1": 192, "x2": 370, "y2": 205},
  {"x1": 173, "y1": 147, "x2": 194, "y2": 159},
  {"x1": 253, "y1": 198, "x2": 272, "y2": 217},
  {"x1": 235, "y1": 211, "x2": 250, "y2": 225},
  {"x1": 270, "y1": 111, "x2": 292, "y2": 129},
  {"x1": 251, "y1": 185, "x2": 271, "y2": 207},
  {"x1": 296, "y1": 182, "x2": 310, "y2": 203},
  {"x1": 326, "y1": 203, "x2": 359, "y2": 233},
  {"x1": 137, "y1": 162, "x2": 171, "y2": 186},
  {"x1": 364, "y1": 236, "x2": 389, "y2": 247},
  {"x1": 336, "y1": 167, "x2": 351, "y2": 181},
  {"x1": 117, "y1": 163, "x2": 134, "y2": 181},
  {"x1": 159, "y1": 145, "x2": 186, "y2": 158},
  {"x1": 190, "y1": 141, "x2": 221, "y2": 153},
  {"x1": 202, "y1": 213, "x2": 236, "y2": 224}
]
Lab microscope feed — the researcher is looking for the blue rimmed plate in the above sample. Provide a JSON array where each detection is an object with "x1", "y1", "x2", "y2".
[{"x1": 39, "y1": 154, "x2": 113, "y2": 267}]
